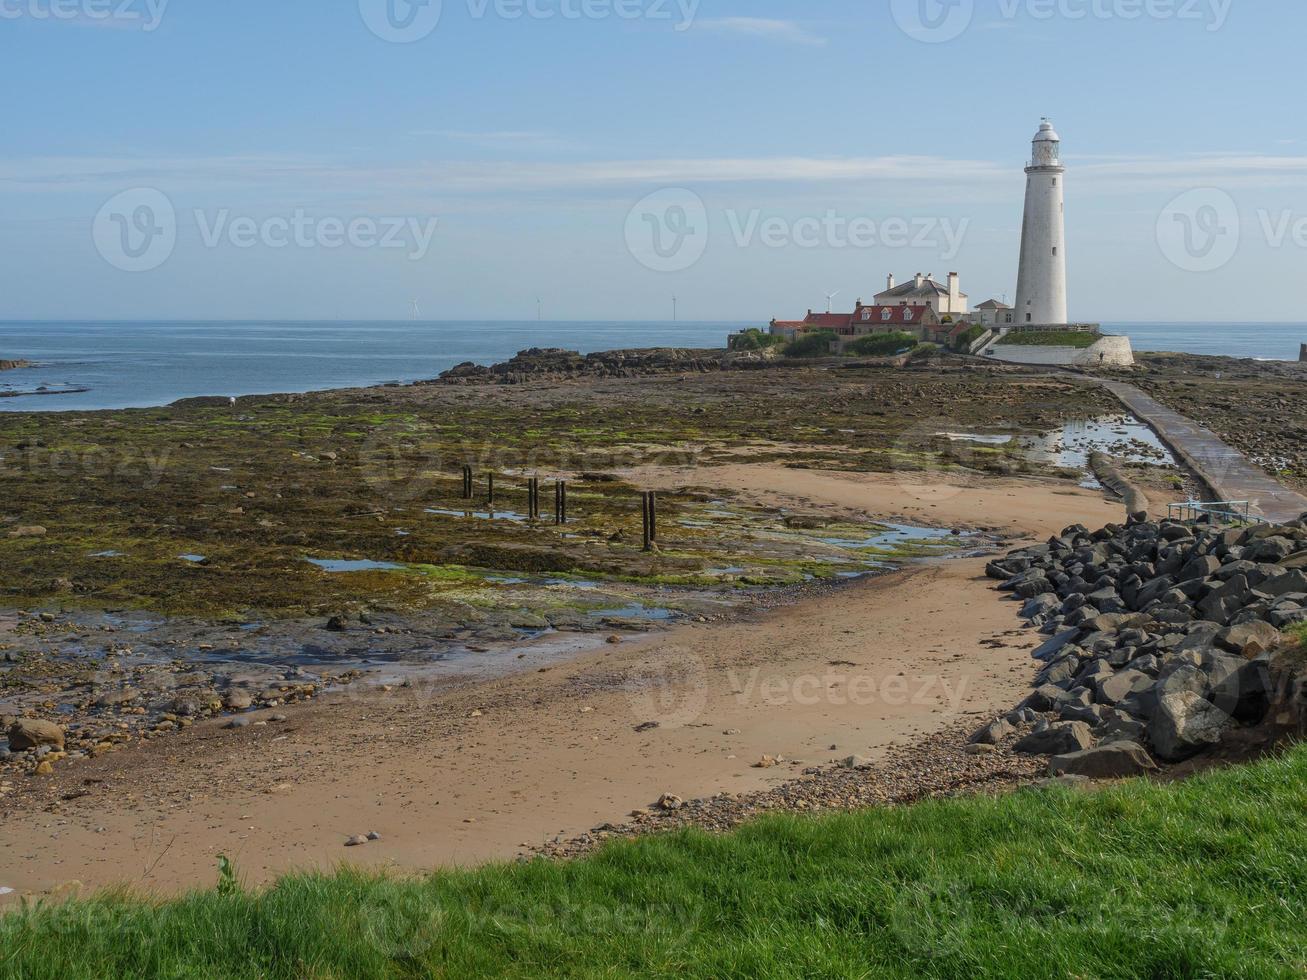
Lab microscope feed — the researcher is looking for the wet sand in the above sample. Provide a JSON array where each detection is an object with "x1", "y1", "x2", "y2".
[{"x1": 0, "y1": 467, "x2": 1129, "y2": 900}]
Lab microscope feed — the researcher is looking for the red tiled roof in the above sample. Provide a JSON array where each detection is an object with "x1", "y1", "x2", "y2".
[
  {"x1": 851, "y1": 305, "x2": 931, "y2": 326},
  {"x1": 802, "y1": 312, "x2": 854, "y2": 329}
]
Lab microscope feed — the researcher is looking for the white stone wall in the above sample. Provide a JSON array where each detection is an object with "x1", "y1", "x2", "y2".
[{"x1": 990, "y1": 336, "x2": 1135, "y2": 368}]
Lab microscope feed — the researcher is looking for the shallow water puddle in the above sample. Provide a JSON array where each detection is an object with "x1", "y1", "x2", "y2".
[
  {"x1": 588, "y1": 603, "x2": 676, "y2": 621},
  {"x1": 937, "y1": 432, "x2": 1014, "y2": 445},
  {"x1": 1019, "y1": 415, "x2": 1175, "y2": 470},
  {"x1": 1018, "y1": 414, "x2": 1178, "y2": 488},
  {"x1": 305, "y1": 558, "x2": 403, "y2": 573},
  {"x1": 819, "y1": 522, "x2": 964, "y2": 551},
  {"x1": 426, "y1": 507, "x2": 530, "y2": 523}
]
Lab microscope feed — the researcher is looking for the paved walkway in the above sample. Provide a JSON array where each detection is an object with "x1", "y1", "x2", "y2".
[{"x1": 1098, "y1": 380, "x2": 1307, "y2": 524}]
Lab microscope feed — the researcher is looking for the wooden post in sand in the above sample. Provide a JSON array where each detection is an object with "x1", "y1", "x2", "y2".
[
  {"x1": 461, "y1": 466, "x2": 473, "y2": 499},
  {"x1": 1300, "y1": 343, "x2": 1307, "y2": 363},
  {"x1": 487, "y1": 473, "x2": 495, "y2": 507},
  {"x1": 555, "y1": 480, "x2": 567, "y2": 525},
  {"x1": 527, "y1": 478, "x2": 539, "y2": 520},
  {"x1": 642, "y1": 491, "x2": 657, "y2": 551}
]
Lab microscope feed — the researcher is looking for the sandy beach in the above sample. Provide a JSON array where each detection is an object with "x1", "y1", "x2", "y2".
[{"x1": 1, "y1": 465, "x2": 1127, "y2": 898}]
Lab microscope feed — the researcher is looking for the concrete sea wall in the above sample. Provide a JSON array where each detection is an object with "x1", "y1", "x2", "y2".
[{"x1": 991, "y1": 336, "x2": 1135, "y2": 368}]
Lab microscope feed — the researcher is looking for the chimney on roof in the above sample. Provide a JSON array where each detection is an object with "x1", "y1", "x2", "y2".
[
  {"x1": 887, "y1": 274, "x2": 895, "y2": 290},
  {"x1": 914, "y1": 273, "x2": 924, "y2": 289},
  {"x1": 948, "y1": 272, "x2": 960, "y2": 298}
]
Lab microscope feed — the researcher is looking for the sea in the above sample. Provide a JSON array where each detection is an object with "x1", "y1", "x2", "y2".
[{"x1": 0, "y1": 320, "x2": 1302, "y2": 413}]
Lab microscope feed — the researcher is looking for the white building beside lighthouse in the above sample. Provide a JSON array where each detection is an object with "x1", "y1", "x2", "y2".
[{"x1": 1012, "y1": 118, "x2": 1069, "y2": 326}]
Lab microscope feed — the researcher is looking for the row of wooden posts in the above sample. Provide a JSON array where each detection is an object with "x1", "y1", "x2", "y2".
[{"x1": 458, "y1": 466, "x2": 658, "y2": 551}]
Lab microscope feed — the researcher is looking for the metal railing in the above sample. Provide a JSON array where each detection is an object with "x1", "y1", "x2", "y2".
[{"x1": 1167, "y1": 500, "x2": 1266, "y2": 525}]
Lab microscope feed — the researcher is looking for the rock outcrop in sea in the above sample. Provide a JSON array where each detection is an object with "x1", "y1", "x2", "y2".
[{"x1": 433, "y1": 347, "x2": 772, "y2": 385}]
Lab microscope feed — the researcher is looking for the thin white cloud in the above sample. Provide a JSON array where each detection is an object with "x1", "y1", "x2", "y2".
[
  {"x1": 409, "y1": 130, "x2": 579, "y2": 151},
  {"x1": 696, "y1": 17, "x2": 827, "y2": 46},
  {"x1": 9, "y1": 151, "x2": 1307, "y2": 202}
]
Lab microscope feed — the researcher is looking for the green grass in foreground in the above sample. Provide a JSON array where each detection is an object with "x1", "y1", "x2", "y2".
[
  {"x1": 4, "y1": 748, "x2": 1307, "y2": 979},
  {"x1": 997, "y1": 330, "x2": 1102, "y2": 348}
]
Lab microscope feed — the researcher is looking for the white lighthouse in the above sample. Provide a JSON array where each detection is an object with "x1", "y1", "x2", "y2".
[{"x1": 1013, "y1": 118, "x2": 1068, "y2": 327}]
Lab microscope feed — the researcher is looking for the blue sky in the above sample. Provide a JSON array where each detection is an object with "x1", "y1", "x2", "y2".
[{"x1": 3, "y1": 0, "x2": 1306, "y2": 322}]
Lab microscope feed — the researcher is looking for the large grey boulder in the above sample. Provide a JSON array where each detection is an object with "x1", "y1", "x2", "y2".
[
  {"x1": 1216, "y1": 621, "x2": 1282, "y2": 659},
  {"x1": 1203, "y1": 655, "x2": 1272, "y2": 723},
  {"x1": 1178, "y1": 555, "x2": 1221, "y2": 584},
  {"x1": 1261, "y1": 570, "x2": 1307, "y2": 598},
  {"x1": 1021, "y1": 593, "x2": 1062, "y2": 620},
  {"x1": 1020, "y1": 684, "x2": 1073, "y2": 713},
  {"x1": 1150, "y1": 693, "x2": 1231, "y2": 761},
  {"x1": 1037, "y1": 656, "x2": 1080, "y2": 689},
  {"x1": 1049, "y1": 742, "x2": 1159, "y2": 779},
  {"x1": 1014, "y1": 576, "x2": 1054, "y2": 599},
  {"x1": 1059, "y1": 702, "x2": 1107, "y2": 726},
  {"x1": 1014, "y1": 721, "x2": 1095, "y2": 757},
  {"x1": 1032, "y1": 630, "x2": 1080, "y2": 661},
  {"x1": 1095, "y1": 669, "x2": 1154, "y2": 706}
]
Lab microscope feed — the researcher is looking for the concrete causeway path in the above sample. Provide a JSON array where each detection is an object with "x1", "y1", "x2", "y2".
[{"x1": 1097, "y1": 379, "x2": 1307, "y2": 524}]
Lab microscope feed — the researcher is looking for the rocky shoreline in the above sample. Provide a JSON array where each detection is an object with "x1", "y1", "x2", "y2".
[
  {"x1": 0, "y1": 360, "x2": 31, "y2": 372},
  {"x1": 433, "y1": 347, "x2": 762, "y2": 385},
  {"x1": 975, "y1": 515, "x2": 1307, "y2": 775}
]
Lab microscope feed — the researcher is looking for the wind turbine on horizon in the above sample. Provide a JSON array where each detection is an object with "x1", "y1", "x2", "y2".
[
  {"x1": 411, "y1": 299, "x2": 421, "y2": 321},
  {"x1": 536, "y1": 297, "x2": 543, "y2": 322},
  {"x1": 672, "y1": 295, "x2": 678, "y2": 322},
  {"x1": 825, "y1": 290, "x2": 840, "y2": 313}
]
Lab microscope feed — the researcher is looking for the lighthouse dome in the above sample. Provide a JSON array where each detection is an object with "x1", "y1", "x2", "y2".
[{"x1": 1034, "y1": 118, "x2": 1060, "y2": 142}]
